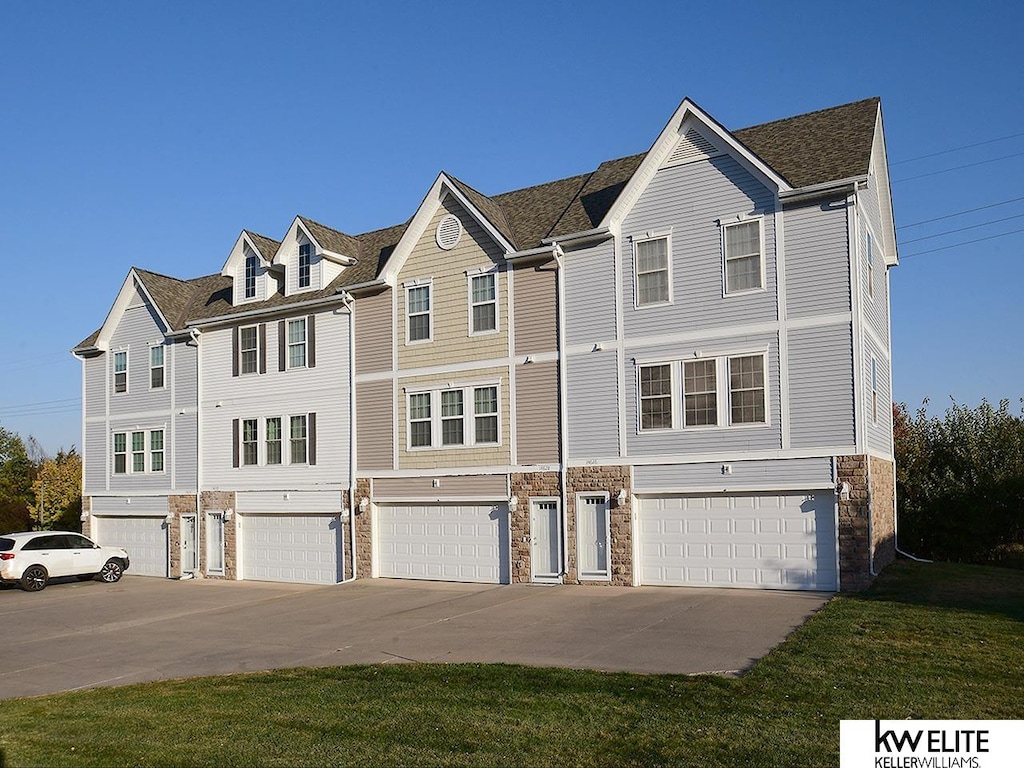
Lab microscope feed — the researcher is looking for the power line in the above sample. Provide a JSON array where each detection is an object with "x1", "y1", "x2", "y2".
[
  {"x1": 901, "y1": 227, "x2": 1024, "y2": 258},
  {"x1": 898, "y1": 211, "x2": 1024, "y2": 245},
  {"x1": 897, "y1": 195, "x2": 1024, "y2": 229},
  {"x1": 0, "y1": 398, "x2": 80, "y2": 412},
  {"x1": 893, "y1": 151, "x2": 1024, "y2": 183},
  {"x1": 891, "y1": 130, "x2": 1024, "y2": 165}
]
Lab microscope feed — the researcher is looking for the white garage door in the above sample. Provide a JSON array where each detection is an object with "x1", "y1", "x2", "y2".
[
  {"x1": 92, "y1": 516, "x2": 168, "y2": 577},
  {"x1": 637, "y1": 492, "x2": 837, "y2": 591},
  {"x1": 240, "y1": 514, "x2": 341, "y2": 585},
  {"x1": 377, "y1": 503, "x2": 507, "y2": 584}
]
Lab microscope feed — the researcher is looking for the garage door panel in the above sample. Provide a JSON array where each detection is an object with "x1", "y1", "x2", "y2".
[
  {"x1": 241, "y1": 514, "x2": 340, "y2": 584},
  {"x1": 377, "y1": 503, "x2": 508, "y2": 584},
  {"x1": 93, "y1": 516, "x2": 168, "y2": 577},
  {"x1": 638, "y1": 492, "x2": 837, "y2": 591}
]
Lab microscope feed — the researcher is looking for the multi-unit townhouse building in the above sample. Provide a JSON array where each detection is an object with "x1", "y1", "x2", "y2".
[{"x1": 75, "y1": 95, "x2": 897, "y2": 592}]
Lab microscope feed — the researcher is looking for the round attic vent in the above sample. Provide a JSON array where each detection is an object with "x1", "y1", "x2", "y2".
[{"x1": 435, "y1": 214, "x2": 463, "y2": 250}]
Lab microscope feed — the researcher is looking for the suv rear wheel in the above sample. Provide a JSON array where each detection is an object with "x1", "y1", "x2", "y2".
[{"x1": 21, "y1": 564, "x2": 48, "y2": 592}]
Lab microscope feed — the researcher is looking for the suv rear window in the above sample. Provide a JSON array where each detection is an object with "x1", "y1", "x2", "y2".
[{"x1": 0, "y1": 538, "x2": 13, "y2": 552}]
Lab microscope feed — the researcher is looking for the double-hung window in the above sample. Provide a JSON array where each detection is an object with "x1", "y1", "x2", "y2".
[
  {"x1": 266, "y1": 417, "x2": 282, "y2": 464},
  {"x1": 131, "y1": 431, "x2": 146, "y2": 473},
  {"x1": 723, "y1": 219, "x2": 764, "y2": 294},
  {"x1": 113, "y1": 433, "x2": 127, "y2": 474},
  {"x1": 298, "y1": 243, "x2": 312, "y2": 289},
  {"x1": 441, "y1": 390, "x2": 464, "y2": 446},
  {"x1": 149, "y1": 346, "x2": 164, "y2": 390},
  {"x1": 639, "y1": 364, "x2": 673, "y2": 430},
  {"x1": 407, "y1": 284, "x2": 431, "y2": 343},
  {"x1": 473, "y1": 386, "x2": 499, "y2": 444},
  {"x1": 409, "y1": 393, "x2": 432, "y2": 448},
  {"x1": 290, "y1": 415, "x2": 308, "y2": 464},
  {"x1": 112, "y1": 429, "x2": 163, "y2": 474},
  {"x1": 150, "y1": 430, "x2": 164, "y2": 472},
  {"x1": 469, "y1": 273, "x2": 497, "y2": 334},
  {"x1": 728, "y1": 355, "x2": 766, "y2": 424},
  {"x1": 683, "y1": 359, "x2": 717, "y2": 427},
  {"x1": 634, "y1": 236, "x2": 670, "y2": 307},
  {"x1": 287, "y1": 319, "x2": 307, "y2": 369},
  {"x1": 240, "y1": 326, "x2": 259, "y2": 374},
  {"x1": 113, "y1": 351, "x2": 128, "y2": 394},
  {"x1": 242, "y1": 419, "x2": 259, "y2": 466},
  {"x1": 244, "y1": 254, "x2": 258, "y2": 299}
]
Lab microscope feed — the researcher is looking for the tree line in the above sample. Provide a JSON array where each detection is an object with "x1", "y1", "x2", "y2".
[
  {"x1": 894, "y1": 398, "x2": 1024, "y2": 568},
  {"x1": 0, "y1": 425, "x2": 82, "y2": 535}
]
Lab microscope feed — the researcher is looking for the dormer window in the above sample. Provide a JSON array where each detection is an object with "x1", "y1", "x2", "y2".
[
  {"x1": 244, "y1": 255, "x2": 258, "y2": 299},
  {"x1": 298, "y1": 244, "x2": 312, "y2": 289}
]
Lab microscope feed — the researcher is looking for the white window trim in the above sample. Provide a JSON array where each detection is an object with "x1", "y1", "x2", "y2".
[
  {"x1": 289, "y1": 413, "x2": 310, "y2": 465},
  {"x1": 404, "y1": 278, "x2": 433, "y2": 345},
  {"x1": 237, "y1": 415, "x2": 312, "y2": 468},
  {"x1": 631, "y1": 230, "x2": 673, "y2": 309},
  {"x1": 240, "y1": 417, "x2": 260, "y2": 467},
  {"x1": 239, "y1": 324, "x2": 260, "y2": 376},
  {"x1": 720, "y1": 215, "x2": 767, "y2": 298},
  {"x1": 286, "y1": 318, "x2": 307, "y2": 370},
  {"x1": 243, "y1": 253, "x2": 259, "y2": 300},
  {"x1": 404, "y1": 380, "x2": 503, "y2": 451},
  {"x1": 265, "y1": 416, "x2": 283, "y2": 466},
  {"x1": 576, "y1": 492, "x2": 611, "y2": 581},
  {"x1": 865, "y1": 227, "x2": 876, "y2": 303},
  {"x1": 112, "y1": 348, "x2": 129, "y2": 395},
  {"x1": 297, "y1": 242, "x2": 313, "y2": 290},
  {"x1": 466, "y1": 267, "x2": 500, "y2": 337},
  {"x1": 149, "y1": 344, "x2": 165, "y2": 390},
  {"x1": 634, "y1": 348, "x2": 770, "y2": 434},
  {"x1": 205, "y1": 511, "x2": 226, "y2": 576},
  {"x1": 112, "y1": 427, "x2": 166, "y2": 474}
]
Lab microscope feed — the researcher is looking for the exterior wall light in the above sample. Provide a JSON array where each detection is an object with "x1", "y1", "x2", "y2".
[
  {"x1": 616, "y1": 488, "x2": 627, "y2": 506},
  {"x1": 359, "y1": 497, "x2": 370, "y2": 512},
  {"x1": 507, "y1": 495, "x2": 518, "y2": 512}
]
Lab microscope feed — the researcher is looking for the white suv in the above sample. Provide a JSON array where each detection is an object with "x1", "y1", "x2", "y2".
[{"x1": 0, "y1": 531, "x2": 130, "y2": 592}]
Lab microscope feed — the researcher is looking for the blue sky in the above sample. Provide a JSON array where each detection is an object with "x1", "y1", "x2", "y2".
[{"x1": 1, "y1": 1, "x2": 1022, "y2": 454}]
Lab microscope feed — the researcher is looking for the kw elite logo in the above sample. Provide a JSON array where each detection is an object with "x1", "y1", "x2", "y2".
[{"x1": 840, "y1": 720, "x2": 1023, "y2": 768}]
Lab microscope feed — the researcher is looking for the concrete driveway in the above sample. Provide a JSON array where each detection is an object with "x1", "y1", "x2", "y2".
[{"x1": 0, "y1": 576, "x2": 830, "y2": 699}]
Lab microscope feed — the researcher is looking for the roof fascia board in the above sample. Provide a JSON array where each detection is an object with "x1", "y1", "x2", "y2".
[
  {"x1": 778, "y1": 176, "x2": 864, "y2": 204},
  {"x1": 94, "y1": 269, "x2": 170, "y2": 351},
  {"x1": 319, "y1": 248, "x2": 358, "y2": 266},
  {"x1": 871, "y1": 105, "x2": 899, "y2": 266},
  {"x1": 380, "y1": 173, "x2": 515, "y2": 284},
  {"x1": 541, "y1": 226, "x2": 611, "y2": 247},
  {"x1": 186, "y1": 291, "x2": 350, "y2": 329},
  {"x1": 598, "y1": 98, "x2": 792, "y2": 231},
  {"x1": 221, "y1": 231, "x2": 273, "y2": 277}
]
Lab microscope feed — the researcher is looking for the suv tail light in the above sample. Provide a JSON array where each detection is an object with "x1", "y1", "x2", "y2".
[{"x1": 0, "y1": 553, "x2": 14, "y2": 560}]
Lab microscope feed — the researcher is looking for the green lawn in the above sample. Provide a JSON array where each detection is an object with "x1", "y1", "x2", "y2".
[{"x1": 2, "y1": 561, "x2": 1022, "y2": 767}]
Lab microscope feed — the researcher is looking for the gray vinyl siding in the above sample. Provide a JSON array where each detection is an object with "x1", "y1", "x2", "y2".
[
  {"x1": 864, "y1": 334, "x2": 893, "y2": 455},
  {"x1": 622, "y1": 155, "x2": 777, "y2": 339},
  {"x1": 625, "y1": 333, "x2": 782, "y2": 456},
  {"x1": 784, "y1": 198, "x2": 851, "y2": 319},
  {"x1": 513, "y1": 260, "x2": 557, "y2": 356},
  {"x1": 84, "y1": 356, "x2": 105, "y2": 418},
  {"x1": 564, "y1": 240, "x2": 616, "y2": 347},
  {"x1": 634, "y1": 456, "x2": 834, "y2": 492},
  {"x1": 356, "y1": 379, "x2": 394, "y2": 472},
  {"x1": 514, "y1": 360, "x2": 559, "y2": 465},
  {"x1": 235, "y1": 490, "x2": 343, "y2": 513},
  {"x1": 858, "y1": 219, "x2": 890, "y2": 347},
  {"x1": 174, "y1": 412, "x2": 198, "y2": 491},
  {"x1": 566, "y1": 352, "x2": 619, "y2": 458},
  {"x1": 787, "y1": 325, "x2": 856, "y2": 449},
  {"x1": 90, "y1": 495, "x2": 168, "y2": 516},
  {"x1": 355, "y1": 289, "x2": 392, "y2": 375},
  {"x1": 172, "y1": 340, "x2": 198, "y2": 409},
  {"x1": 108, "y1": 303, "x2": 172, "y2": 417},
  {"x1": 201, "y1": 308, "x2": 352, "y2": 490},
  {"x1": 84, "y1": 422, "x2": 106, "y2": 494},
  {"x1": 372, "y1": 474, "x2": 507, "y2": 500}
]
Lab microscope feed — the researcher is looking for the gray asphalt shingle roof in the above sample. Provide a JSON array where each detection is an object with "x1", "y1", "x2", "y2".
[{"x1": 76, "y1": 97, "x2": 879, "y2": 350}]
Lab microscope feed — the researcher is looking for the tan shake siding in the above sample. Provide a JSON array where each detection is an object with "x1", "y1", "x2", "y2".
[
  {"x1": 356, "y1": 380, "x2": 394, "y2": 471},
  {"x1": 354, "y1": 288, "x2": 393, "y2": 375},
  {"x1": 373, "y1": 474, "x2": 507, "y2": 499},
  {"x1": 397, "y1": 197, "x2": 508, "y2": 371},
  {"x1": 398, "y1": 366, "x2": 511, "y2": 469},
  {"x1": 514, "y1": 360, "x2": 559, "y2": 464},
  {"x1": 513, "y1": 260, "x2": 557, "y2": 356}
]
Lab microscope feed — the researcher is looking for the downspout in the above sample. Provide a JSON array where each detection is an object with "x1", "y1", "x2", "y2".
[
  {"x1": 340, "y1": 291, "x2": 358, "y2": 583},
  {"x1": 552, "y1": 242, "x2": 570, "y2": 580},
  {"x1": 189, "y1": 327, "x2": 202, "y2": 576}
]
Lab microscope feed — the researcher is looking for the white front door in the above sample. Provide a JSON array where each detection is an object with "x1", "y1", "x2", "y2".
[
  {"x1": 181, "y1": 514, "x2": 198, "y2": 573},
  {"x1": 577, "y1": 495, "x2": 610, "y2": 580},
  {"x1": 530, "y1": 499, "x2": 562, "y2": 583}
]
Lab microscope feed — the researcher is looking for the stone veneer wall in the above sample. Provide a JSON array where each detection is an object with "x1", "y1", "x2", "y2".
[
  {"x1": 837, "y1": 455, "x2": 896, "y2": 591},
  {"x1": 168, "y1": 495, "x2": 197, "y2": 578},
  {"x1": 509, "y1": 471, "x2": 560, "y2": 583},
  {"x1": 353, "y1": 478, "x2": 372, "y2": 578},
  {"x1": 566, "y1": 466, "x2": 632, "y2": 586},
  {"x1": 200, "y1": 491, "x2": 237, "y2": 580},
  {"x1": 81, "y1": 496, "x2": 92, "y2": 538}
]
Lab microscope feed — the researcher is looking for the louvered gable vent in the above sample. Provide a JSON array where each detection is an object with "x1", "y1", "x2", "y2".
[
  {"x1": 435, "y1": 214, "x2": 463, "y2": 250},
  {"x1": 663, "y1": 128, "x2": 722, "y2": 168}
]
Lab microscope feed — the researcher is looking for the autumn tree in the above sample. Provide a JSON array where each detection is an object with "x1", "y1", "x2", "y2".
[
  {"x1": 30, "y1": 449, "x2": 83, "y2": 531},
  {"x1": 0, "y1": 426, "x2": 33, "y2": 534}
]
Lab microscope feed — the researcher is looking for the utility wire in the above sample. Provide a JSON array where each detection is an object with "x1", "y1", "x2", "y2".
[
  {"x1": 0, "y1": 398, "x2": 80, "y2": 412},
  {"x1": 898, "y1": 195, "x2": 1024, "y2": 229},
  {"x1": 901, "y1": 227, "x2": 1024, "y2": 258},
  {"x1": 898, "y1": 211, "x2": 1024, "y2": 245},
  {"x1": 893, "y1": 151, "x2": 1024, "y2": 183},
  {"x1": 891, "y1": 130, "x2": 1024, "y2": 165}
]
